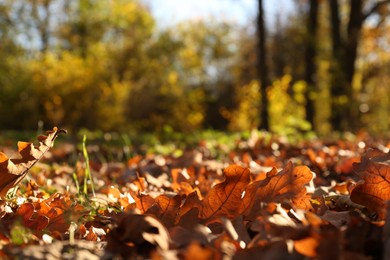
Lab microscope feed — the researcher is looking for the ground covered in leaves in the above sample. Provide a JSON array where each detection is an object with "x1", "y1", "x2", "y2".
[{"x1": 0, "y1": 129, "x2": 390, "y2": 259}]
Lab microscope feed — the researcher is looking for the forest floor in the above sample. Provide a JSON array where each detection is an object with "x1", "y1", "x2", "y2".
[{"x1": 0, "y1": 128, "x2": 389, "y2": 259}]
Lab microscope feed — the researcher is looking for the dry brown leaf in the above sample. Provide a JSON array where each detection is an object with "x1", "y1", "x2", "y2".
[
  {"x1": 177, "y1": 192, "x2": 203, "y2": 228},
  {"x1": 243, "y1": 162, "x2": 313, "y2": 219},
  {"x1": 0, "y1": 127, "x2": 66, "y2": 198},
  {"x1": 198, "y1": 165, "x2": 251, "y2": 222},
  {"x1": 105, "y1": 213, "x2": 170, "y2": 258},
  {"x1": 350, "y1": 149, "x2": 390, "y2": 219},
  {"x1": 146, "y1": 194, "x2": 184, "y2": 227},
  {"x1": 132, "y1": 192, "x2": 156, "y2": 214},
  {"x1": 16, "y1": 192, "x2": 86, "y2": 233}
]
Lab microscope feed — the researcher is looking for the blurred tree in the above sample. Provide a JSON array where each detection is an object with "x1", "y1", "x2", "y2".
[
  {"x1": 265, "y1": 2, "x2": 315, "y2": 132},
  {"x1": 56, "y1": 0, "x2": 109, "y2": 57},
  {"x1": 357, "y1": 4, "x2": 390, "y2": 135},
  {"x1": 29, "y1": 52, "x2": 100, "y2": 128},
  {"x1": 257, "y1": 0, "x2": 270, "y2": 130},
  {"x1": 44, "y1": 0, "x2": 155, "y2": 130},
  {"x1": 304, "y1": 0, "x2": 319, "y2": 129},
  {"x1": 169, "y1": 20, "x2": 237, "y2": 130},
  {"x1": 0, "y1": 1, "x2": 39, "y2": 129},
  {"x1": 268, "y1": 75, "x2": 311, "y2": 136},
  {"x1": 226, "y1": 25, "x2": 262, "y2": 131},
  {"x1": 269, "y1": 8, "x2": 306, "y2": 81},
  {"x1": 328, "y1": 0, "x2": 390, "y2": 131},
  {"x1": 1, "y1": 0, "x2": 389, "y2": 135},
  {"x1": 227, "y1": 80, "x2": 260, "y2": 131},
  {"x1": 28, "y1": 0, "x2": 52, "y2": 53}
]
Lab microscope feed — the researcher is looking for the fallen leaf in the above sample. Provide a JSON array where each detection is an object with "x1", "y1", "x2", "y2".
[
  {"x1": 0, "y1": 127, "x2": 66, "y2": 198},
  {"x1": 181, "y1": 241, "x2": 215, "y2": 260},
  {"x1": 105, "y1": 213, "x2": 170, "y2": 258},
  {"x1": 169, "y1": 226, "x2": 209, "y2": 249},
  {"x1": 294, "y1": 235, "x2": 319, "y2": 257},
  {"x1": 16, "y1": 192, "x2": 86, "y2": 234},
  {"x1": 198, "y1": 165, "x2": 251, "y2": 222},
  {"x1": 350, "y1": 149, "x2": 390, "y2": 219},
  {"x1": 243, "y1": 162, "x2": 313, "y2": 219},
  {"x1": 146, "y1": 194, "x2": 183, "y2": 227},
  {"x1": 132, "y1": 192, "x2": 156, "y2": 214}
]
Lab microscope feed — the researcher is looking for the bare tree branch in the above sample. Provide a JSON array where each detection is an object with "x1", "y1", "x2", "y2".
[{"x1": 363, "y1": 0, "x2": 390, "y2": 21}]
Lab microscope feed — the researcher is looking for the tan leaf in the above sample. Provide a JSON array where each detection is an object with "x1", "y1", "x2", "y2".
[{"x1": 0, "y1": 127, "x2": 66, "y2": 198}]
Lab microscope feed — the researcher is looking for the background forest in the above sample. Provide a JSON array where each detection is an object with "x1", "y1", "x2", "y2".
[{"x1": 0, "y1": 0, "x2": 389, "y2": 137}]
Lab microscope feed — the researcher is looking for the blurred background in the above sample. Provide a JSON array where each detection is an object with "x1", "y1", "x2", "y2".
[{"x1": 0, "y1": 0, "x2": 389, "y2": 137}]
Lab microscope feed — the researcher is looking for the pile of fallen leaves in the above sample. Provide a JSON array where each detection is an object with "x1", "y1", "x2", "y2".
[{"x1": 0, "y1": 128, "x2": 390, "y2": 259}]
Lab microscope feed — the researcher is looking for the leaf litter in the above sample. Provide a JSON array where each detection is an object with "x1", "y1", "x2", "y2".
[{"x1": 0, "y1": 128, "x2": 389, "y2": 259}]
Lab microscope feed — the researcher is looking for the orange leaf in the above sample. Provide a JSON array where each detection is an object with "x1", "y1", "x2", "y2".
[
  {"x1": 16, "y1": 203, "x2": 50, "y2": 231},
  {"x1": 182, "y1": 242, "x2": 215, "y2": 260},
  {"x1": 0, "y1": 127, "x2": 66, "y2": 198},
  {"x1": 16, "y1": 192, "x2": 86, "y2": 233},
  {"x1": 350, "y1": 149, "x2": 390, "y2": 219},
  {"x1": 243, "y1": 162, "x2": 313, "y2": 218},
  {"x1": 294, "y1": 235, "x2": 319, "y2": 257},
  {"x1": 198, "y1": 165, "x2": 251, "y2": 221},
  {"x1": 131, "y1": 192, "x2": 156, "y2": 213},
  {"x1": 146, "y1": 194, "x2": 183, "y2": 227},
  {"x1": 178, "y1": 191, "x2": 203, "y2": 218}
]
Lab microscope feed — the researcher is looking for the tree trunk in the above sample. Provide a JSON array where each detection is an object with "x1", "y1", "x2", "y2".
[
  {"x1": 304, "y1": 0, "x2": 318, "y2": 130},
  {"x1": 329, "y1": 0, "x2": 349, "y2": 131},
  {"x1": 345, "y1": 0, "x2": 364, "y2": 130},
  {"x1": 328, "y1": 0, "x2": 387, "y2": 132},
  {"x1": 257, "y1": 0, "x2": 270, "y2": 131}
]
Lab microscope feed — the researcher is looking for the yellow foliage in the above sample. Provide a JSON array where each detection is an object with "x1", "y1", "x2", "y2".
[
  {"x1": 184, "y1": 88, "x2": 206, "y2": 130},
  {"x1": 228, "y1": 81, "x2": 260, "y2": 131},
  {"x1": 29, "y1": 51, "x2": 128, "y2": 130},
  {"x1": 268, "y1": 75, "x2": 311, "y2": 135},
  {"x1": 108, "y1": 0, "x2": 154, "y2": 31},
  {"x1": 98, "y1": 81, "x2": 128, "y2": 130}
]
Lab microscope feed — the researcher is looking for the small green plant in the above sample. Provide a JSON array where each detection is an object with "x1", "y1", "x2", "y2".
[
  {"x1": 72, "y1": 172, "x2": 80, "y2": 194},
  {"x1": 82, "y1": 135, "x2": 95, "y2": 197},
  {"x1": 10, "y1": 222, "x2": 33, "y2": 245}
]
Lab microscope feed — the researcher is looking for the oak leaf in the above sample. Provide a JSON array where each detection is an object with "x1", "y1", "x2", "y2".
[
  {"x1": 0, "y1": 127, "x2": 66, "y2": 198},
  {"x1": 198, "y1": 165, "x2": 251, "y2": 221},
  {"x1": 16, "y1": 192, "x2": 86, "y2": 233},
  {"x1": 177, "y1": 192, "x2": 203, "y2": 228},
  {"x1": 146, "y1": 194, "x2": 184, "y2": 227},
  {"x1": 243, "y1": 162, "x2": 313, "y2": 218},
  {"x1": 350, "y1": 149, "x2": 390, "y2": 219},
  {"x1": 131, "y1": 192, "x2": 156, "y2": 214}
]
